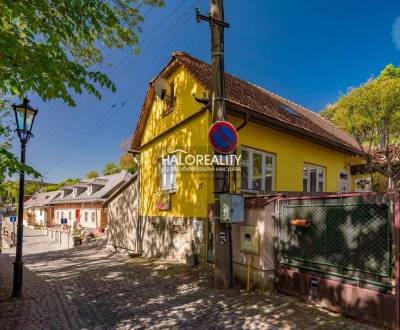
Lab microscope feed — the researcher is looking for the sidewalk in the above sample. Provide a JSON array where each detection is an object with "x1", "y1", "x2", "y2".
[{"x1": 0, "y1": 231, "x2": 380, "y2": 329}]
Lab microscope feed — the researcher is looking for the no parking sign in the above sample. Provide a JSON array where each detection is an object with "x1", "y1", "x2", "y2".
[{"x1": 208, "y1": 121, "x2": 238, "y2": 154}]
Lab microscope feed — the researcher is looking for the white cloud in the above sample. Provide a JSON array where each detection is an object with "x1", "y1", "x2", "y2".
[{"x1": 392, "y1": 16, "x2": 400, "y2": 50}]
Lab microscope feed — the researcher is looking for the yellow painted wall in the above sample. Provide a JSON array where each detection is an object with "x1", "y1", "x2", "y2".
[
  {"x1": 138, "y1": 65, "x2": 362, "y2": 219},
  {"x1": 139, "y1": 65, "x2": 213, "y2": 218},
  {"x1": 230, "y1": 116, "x2": 360, "y2": 193}
]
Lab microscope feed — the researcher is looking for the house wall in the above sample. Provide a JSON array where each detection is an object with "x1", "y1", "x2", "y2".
[
  {"x1": 139, "y1": 65, "x2": 212, "y2": 220},
  {"x1": 138, "y1": 65, "x2": 366, "y2": 262},
  {"x1": 231, "y1": 198, "x2": 276, "y2": 290},
  {"x1": 52, "y1": 202, "x2": 106, "y2": 230},
  {"x1": 107, "y1": 179, "x2": 139, "y2": 252},
  {"x1": 230, "y1": 115, "x2": 360, "y2": 193}
]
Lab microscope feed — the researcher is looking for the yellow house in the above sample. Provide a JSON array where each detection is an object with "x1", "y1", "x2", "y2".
[{"x1": 130, "y1": 52, "x2": 363, "y2": 261}]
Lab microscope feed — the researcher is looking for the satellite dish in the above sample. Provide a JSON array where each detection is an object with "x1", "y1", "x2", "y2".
[{"x1": 154, "y1": 77, "x2": 171, "y2": 100}]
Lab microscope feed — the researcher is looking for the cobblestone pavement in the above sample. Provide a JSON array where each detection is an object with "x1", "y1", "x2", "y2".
[{"x1": 0, "y1": 227, "x2": 379, "y2": 329}]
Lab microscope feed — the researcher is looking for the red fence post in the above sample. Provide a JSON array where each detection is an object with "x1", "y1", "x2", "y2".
[{"x1": 395, "y1": 191, "x2": 400, "y2": 330}]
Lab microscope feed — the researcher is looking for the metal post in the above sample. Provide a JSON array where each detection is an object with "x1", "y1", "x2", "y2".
[{"x1": 12, "y1": 141, "x2": 26, "y2": 298}]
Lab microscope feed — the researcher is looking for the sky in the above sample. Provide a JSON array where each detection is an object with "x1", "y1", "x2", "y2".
[{"x1": 14, "y1": 0, "x2": 400, "y2": 183}]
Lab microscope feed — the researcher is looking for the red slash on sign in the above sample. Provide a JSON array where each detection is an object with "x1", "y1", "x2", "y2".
[{"x1": 209, "y1": 121, "x2": 238, "y2": 154}]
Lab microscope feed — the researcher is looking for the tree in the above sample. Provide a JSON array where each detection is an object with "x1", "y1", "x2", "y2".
[
  {"x1": 44, "y1": 178, "x2": 81, "y2": 192},
  {"x1": 0, "y1": 0, "x2": 163, "y2": 186},
  {"x1": 103, "y1": 161, "x2": 121, "y2": 176},
  {"x1": 0, "y1": 0, "x2": 163, "y2": 106},
  {"x1": 320, "y1": 64, "x2": 400, "y2": 189},
  {"x1": 120, "y1": 152, "x2": 138, "y2": 174},
  {"x1": 86, "y1": 170, "x2": 99, "y2": 179}
]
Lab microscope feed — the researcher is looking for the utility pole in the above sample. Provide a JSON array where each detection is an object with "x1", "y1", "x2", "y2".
[{"x1": 196, "y1": 0, "x2": 232, "y2": 289}]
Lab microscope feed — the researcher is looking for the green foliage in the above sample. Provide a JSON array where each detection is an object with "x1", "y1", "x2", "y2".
[
  {"x1": 86, "y1": 170, "x2": 99, "y2": 179},
  {"x1": 44, "y1": 178, "x2": 80, "y2": 192},
  {"x1": 321, "y1": 64, "x2": 400, "y2": 188},
  {"x1": 0, "y1": 180, "x2": 49, "y2": 204},
  {"x1": 103, "y1": 161, "x2": 121, "y2": 176},
  {"x1": 119, "y1": 152, "x2": 138, "y2": 174},
  {"x1": 0, "y1": 0, "x2": 164, "y2": 106}
]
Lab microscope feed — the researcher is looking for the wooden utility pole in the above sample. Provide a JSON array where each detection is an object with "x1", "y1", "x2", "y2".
[{"x1": 196, "y1": 0, "x2": 232, "y2": 289}]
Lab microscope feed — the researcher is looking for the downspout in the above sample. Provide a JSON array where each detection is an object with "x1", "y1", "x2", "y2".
[{"x1": 233, "y1": 113, "x2": 249, "y2": 193}]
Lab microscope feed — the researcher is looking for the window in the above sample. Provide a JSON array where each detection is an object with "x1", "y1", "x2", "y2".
[
  {"x1": 279, "y1": 103, "x2": 301, "y2": 118},
  {"x1": 84, "y1": 211, "x2": 88, "y2": 222},
  {"x1": 61, "y1": 211, "x2": 64, "y2": 221},
  {"x1": 339, "y1": 170, "x2": 350, "y2": 193},
  {"x1": 303, "y1": 164, "x2": 325, "y2": 193},
  {"x1": 240, "y1": 147, "x2": 275, "y2": 192},
  {"x1": 87, "y1": 186, "x2": 93, "y2": 195},
  {"x1": 91, "y1": 212, "x2": 95, "y2": 223},
  {"x1": 73, "y1": 188, "x2": 77, "y2": 198},
  {"x1": 40, "y1": 209, "x2": 43, "y2": 216},
  {"x1": 68, "y1": 211, "x2": 72, "y2": 221},
  {"x1": 56, "y1": 211, "x2": 59, "y2": 219},
  {"x1": 160, "y1": 155, "x2": 177, "y2": 191}
]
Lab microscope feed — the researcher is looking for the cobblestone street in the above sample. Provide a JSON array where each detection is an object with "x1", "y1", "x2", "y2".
[{"x1": 0, "y1": 227, "x2": 378, "y2": 329}]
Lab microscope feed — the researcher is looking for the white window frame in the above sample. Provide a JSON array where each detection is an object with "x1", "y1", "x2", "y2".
[
  {"x1": 240, "y1": 146, "x2": 275, "y2": 192},
  {"x1": 303, "y1": 163, "x2": 325, "y2": 193},
  {"x1": 91, "y1": 211, "x2": 96, "y2": 223},
  {"x1": 87, "y1": 186, "x2": 93, "y2": 195},
  {"x1": 160, "y1": 154, "x2": 177, "y2": 191},
  {"x1": 338, "y1": 170, "x2": 350, "y2": 193},
  {"x1": 84, "y1": 211, "x2": 88, "y2": 222}
]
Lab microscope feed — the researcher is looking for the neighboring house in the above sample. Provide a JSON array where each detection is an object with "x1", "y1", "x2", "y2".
[
  {"x1": 129, "y1": 51, "x2": 364, "y2": 261},
  {"x1": 24, "y1": 191, "x2": 60, "y2": 227},
  {"x1": 106, "y1": 173, "x2": 139, "y2": 252},
  {"x1": 50, "y1": 171, "x2": 133, "y2": 232}
]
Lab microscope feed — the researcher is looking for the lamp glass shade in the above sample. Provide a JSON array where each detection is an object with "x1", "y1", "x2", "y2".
[{"x1": 14, "y1": 103, "x2": 36, "y2": 133}]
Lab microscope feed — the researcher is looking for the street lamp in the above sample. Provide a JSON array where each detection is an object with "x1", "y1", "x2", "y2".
[{"x1": 11, "y1": 97, "x2": 38, "y2": 298}]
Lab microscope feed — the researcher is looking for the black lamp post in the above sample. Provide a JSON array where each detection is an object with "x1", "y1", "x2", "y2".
[{"x1": 11, "y1": 97, "x2": 38, "y2": 298}]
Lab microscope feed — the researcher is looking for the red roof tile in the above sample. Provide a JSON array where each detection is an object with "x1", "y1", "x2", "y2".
[{"x1": 131, "y1": 52, "x2": 361, "y2": 154}]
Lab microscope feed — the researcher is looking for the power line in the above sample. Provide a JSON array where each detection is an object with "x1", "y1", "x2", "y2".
[
  {"x1": 44, "y1": 2, "x2": 201, "y2": 177},
  {"x1": 43, "y1": 0, "x2": 240, "y2": 178},
  {"x1": 31, "y1": 0, "x2": 189, "y2": 146}
]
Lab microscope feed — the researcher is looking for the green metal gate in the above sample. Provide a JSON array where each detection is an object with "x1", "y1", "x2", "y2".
[{"x1": 279, "y1": 194, "x2": 393, "y2": 290}]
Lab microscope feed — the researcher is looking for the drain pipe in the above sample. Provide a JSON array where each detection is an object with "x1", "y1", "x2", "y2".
[{"x1": 233, "y1": 113, "x2": 249, "y2": 193}]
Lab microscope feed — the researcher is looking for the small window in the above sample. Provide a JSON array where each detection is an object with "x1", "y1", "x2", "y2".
[
  {"x1": 61, "y1": 211, "x2": 64, "y2": 219},
  {"x1": 303, "y1": 164, "x2": 325, "y2": 193},
  {"x1": 39, "y1": 209, "x2": 43, "y2": 216},
  {"x1": 339, "y1": 170, "x2": 350, "y2": 193},
  {"x1": 87, "y1": 186, "x2": 93, "y2": 195},
  {"x1": 73, "y1": 188, "x2": 78, "y2": 198},
  {"x1": 279, "y1": 103, "x2": 301, "y2": 117},
  {"x1": 160, "y1": 155, "x2": 177, "y2": 191},
  {"x1": 91, "y1": 212, "x2": 95, "y2": 223},
  {"x1": 84, "y1": 211, "x2": 88, "y2": 222},
  {"x1": 240, "y1": 147, "x2": 275, "y2": 192},
  {"x1": 161, "y1": 80, "x2": 175, "y2": 117},
  {"x1": 68, "y1": 211, "x2": 72, "y2": 221}
]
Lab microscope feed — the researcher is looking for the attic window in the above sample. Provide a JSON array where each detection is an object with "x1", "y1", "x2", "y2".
[
  {"x1": 73, "y1": 188, "x2": 78, "y2": 198},
  {"x1": 161, "y1": 81, "x2": 175, "y2": 117},
  {"x1": 279, "y1": 104, "x2": 301, "y2": 118},
  {"x1": 88, "y1": 186, "x2": 93, "y2": 195}
]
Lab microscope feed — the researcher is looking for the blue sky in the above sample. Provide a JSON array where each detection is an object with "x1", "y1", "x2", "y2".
[{"x1": 17, "y1": 0, "x2": 400, "y2": 183}]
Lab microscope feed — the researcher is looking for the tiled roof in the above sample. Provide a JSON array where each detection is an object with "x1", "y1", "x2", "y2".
[
  {"x1": 25, "y1": 191, "x2": 60, "y2": 208},
  {"x1": 51, "y1": 171, "x2": 133, "y2": 204},
  {"x1": 131, "y1": 52, "x2": 361, "y2": 154}
]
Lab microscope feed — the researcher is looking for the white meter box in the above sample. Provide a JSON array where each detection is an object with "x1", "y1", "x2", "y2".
[{"x1": 219, "y1": 194, "x2": 244, "y2": 223}]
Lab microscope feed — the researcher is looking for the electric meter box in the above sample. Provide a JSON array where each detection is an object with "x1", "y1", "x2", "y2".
[
  {"x1": 240, "y1": 225, "x2": 259, "y2": 255},
  {"x1": 219, "y1": 194, "x2": 244, "y2": 223}
]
